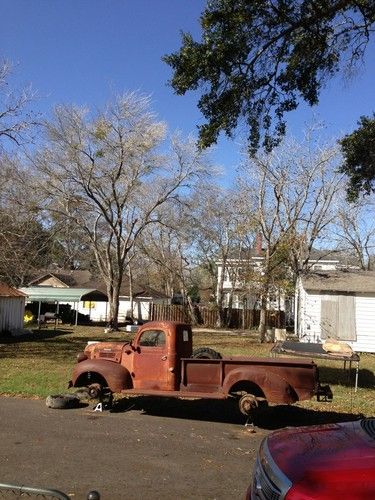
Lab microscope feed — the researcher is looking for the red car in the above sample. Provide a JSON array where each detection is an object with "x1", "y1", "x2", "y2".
[{"x1": 248, "y1": 418, "x2": 375, "y2": 499}]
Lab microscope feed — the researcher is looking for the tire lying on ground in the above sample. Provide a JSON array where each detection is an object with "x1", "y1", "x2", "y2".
[
  {"x1": 191, "y1": 347, "x2": 222, "y2": 359},
  {"x1": 45, "y1": 394, "x2": 80, "y2": 409},
  {"x1": 73, "y1": 388, "x2": 90, "y2": 400}
]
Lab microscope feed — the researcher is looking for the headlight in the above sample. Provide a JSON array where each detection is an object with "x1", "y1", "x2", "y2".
[
  {"x1": 77, "y1": 352, "x2": 88, "y2": 363},
  {"x1": 251, "y1": 437, "x2": 292, "y2": 500}
]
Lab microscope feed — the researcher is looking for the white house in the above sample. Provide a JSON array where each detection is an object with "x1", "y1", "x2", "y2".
[
  {"x1": 0, "y1": 282, "x2": 26, "y2": 335},
  {"x1": 216, "y1": 247, "x2": 348, "y2": 326},
  {"x1": 23, "y1": 270, "x2": 169, "y2": 323},
  {"x1": 296, "y1": 270, "x2": 375, "y2": 353}
]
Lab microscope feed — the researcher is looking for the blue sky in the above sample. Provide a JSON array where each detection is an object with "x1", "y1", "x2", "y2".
[{"x1": 1, "y1": 0, "x2": 374, "y2": 178}]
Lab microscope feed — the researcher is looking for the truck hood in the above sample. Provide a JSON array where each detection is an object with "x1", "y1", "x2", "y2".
[
  {"x1": 85, "y1": 341, "x2": 130, "y2": 362},
  {"x1": 267, "y1": 419, "x2": 375, "y2": 484}
]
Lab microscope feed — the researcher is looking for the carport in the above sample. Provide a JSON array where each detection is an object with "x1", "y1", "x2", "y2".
[{"x1": 19, "y1": 286, "x2": 108, "y2": 325}]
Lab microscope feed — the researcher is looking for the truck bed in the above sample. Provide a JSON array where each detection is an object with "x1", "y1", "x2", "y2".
[
  {"x1": 122, "y1": 356, "x2": 318, "y2": 403},
  {"x1": 179, "y1": 357, "x2": 317, "y2": 400}
]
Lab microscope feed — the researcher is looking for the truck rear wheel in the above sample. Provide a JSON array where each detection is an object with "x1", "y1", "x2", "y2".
[
  {"x1": 192, "y1": 347, "x2": 222, "y2": 359},
  {"x1": 238, "y1": 394, "x2": 259, "y2": 416}
]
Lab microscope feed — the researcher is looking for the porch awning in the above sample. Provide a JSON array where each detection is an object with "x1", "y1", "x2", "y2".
[{"x1": 18, "y1": 286, "x2": 108, "y2": 303}]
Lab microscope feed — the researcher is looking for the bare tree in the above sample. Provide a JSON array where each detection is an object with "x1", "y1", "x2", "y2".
[
  {"x1": 240, "y1": 136, "x2": 345, "y2": 340},
  {"x1": 189, "y1": 183, "x2": 255, "y2": 327},
  {"x1": 138, "y1": 221, "x2": 185, "y2": 298},
  {"x1": 332, "y1": 197, "x2": 375, "y2": 270},
  {"x1": 0, "y1": 60, "x2": 36, "y2": 151},
  {"x1": 0, "y1": 61, "x2": 44, "y2": 284},
  {"x1": 135, "y1": 200, "x2": 202, "y2": 322},
  {"x1": 33, "y1": 93, "x2": 210, "y2": 328},
  {"x1": 0, "y1": 155, "x2": 53, "y2": 286}
]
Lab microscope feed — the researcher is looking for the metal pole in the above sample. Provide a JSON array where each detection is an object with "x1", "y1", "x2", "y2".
[
  {"x1": 355, "y1": 361, "x2": 359, "y2": 392},
  {"x1": 38, "y1": 300, "x2": 42, "y2": 329}
]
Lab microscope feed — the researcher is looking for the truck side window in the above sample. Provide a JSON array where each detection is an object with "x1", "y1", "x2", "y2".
[{"x1": 139, "y1": 330, "x2": 166, "y2": 347}]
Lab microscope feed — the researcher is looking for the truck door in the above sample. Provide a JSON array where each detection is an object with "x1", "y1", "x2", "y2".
[{"x1": 132, "y1": 328, "x2": 172, "y2": 391}]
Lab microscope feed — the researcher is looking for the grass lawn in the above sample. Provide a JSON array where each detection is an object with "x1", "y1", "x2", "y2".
[{"x1": 0, "y1": 324, "x2": 374, "y2": 420}]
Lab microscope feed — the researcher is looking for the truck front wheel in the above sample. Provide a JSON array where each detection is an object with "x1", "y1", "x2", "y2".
[{"x1": 88, "y1": 383, "x2": 103, "y2": 399}]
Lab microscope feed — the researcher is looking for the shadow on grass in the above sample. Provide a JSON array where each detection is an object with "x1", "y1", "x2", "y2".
[
  {"x1": 319, "y1": 366, "x2": 375, "y2": 389},
  {"x1": 1, "y1": 328, "x2": 73, "y2": 342},
  {"x1": 109, "y1": 395, "x2": 362, "y2": 429},
  {"x1": 0, "y1": 327, "x2": 133, "y2": 361}
]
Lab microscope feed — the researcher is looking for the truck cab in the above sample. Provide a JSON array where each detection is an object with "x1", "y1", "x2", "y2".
[
  {"x1": 73, "y1": 321, "x2": 193, "y2": 394},
  {"x1": 126, "y1": 321, "x2": 193, "y2": 391}
]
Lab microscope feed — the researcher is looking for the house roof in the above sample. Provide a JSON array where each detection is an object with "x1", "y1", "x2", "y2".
[
  {"x1": 19, "y1": 286, "x2": 108, "y2": 302},
  {"x1": 301, "y1": 270, "x2": 375, "y2": 293},
  {"x1": 28, "y1": 270, "x2": 93, "y2": 288},
  {"x1": 28, "y1": 269, "x2": 168, "y2": 300},
  {"x1": 308, "y1": 249, "x2": 340, "y2": 262},
  {"x1": 0, "y1": 282, "x2": 26, "y2": 298},
  {"x1": 216, "y1": 247, "x2": 356, "y2": 264}
]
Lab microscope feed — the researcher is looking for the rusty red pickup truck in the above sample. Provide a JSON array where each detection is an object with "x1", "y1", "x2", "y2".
[{"x1": 69, "y1": 321, "x2": 331, "y2": 415}]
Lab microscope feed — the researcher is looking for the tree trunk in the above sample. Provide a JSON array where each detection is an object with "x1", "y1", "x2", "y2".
[
  {"x1": 107, "y1": 283, "x2": 121, "y2": 331},
  {"x1": 187, "y1": 295, "x2": 198, "y2": 325},
  {"x1": 128, "y1": 266, "x2": 134, "y2": 320},
  {"x1": 242, "y1": 298, "x2": 247, "y2": 330},
  {"x1": 226, "y1": 291, "x2": 233, "y2": 328},
  {"x1": 216, "y1": 261, "x2": 226, "y2": 327},
  {"x1": 258, "y1": 295, "x2": 267, "y2": 342}
]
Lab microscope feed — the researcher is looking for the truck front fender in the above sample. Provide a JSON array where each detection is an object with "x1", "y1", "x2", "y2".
[
  {"x1": 71, "y1": 359, "x2": 132, "y2": 393},
  {"x1": 223, "y1": 367, "x2": 297, "y2": 404}
]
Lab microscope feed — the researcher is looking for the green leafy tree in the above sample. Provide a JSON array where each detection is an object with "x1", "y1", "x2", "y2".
[
  {"x1": 164, "y1": 0, "x2": 375, "y2": 153},
  {"x1": 340, "y1": 114, "x2": 375, "y2": 201}
]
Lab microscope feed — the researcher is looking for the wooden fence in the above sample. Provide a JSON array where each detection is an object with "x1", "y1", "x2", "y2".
[{"x1": 150, "y1": 303, "x2": 285, "y2": 329}]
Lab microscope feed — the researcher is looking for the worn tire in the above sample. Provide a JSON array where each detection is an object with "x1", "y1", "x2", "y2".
[
  {"x1": 87, "y1": 383, "x2": 104, "y2": 399},
  {"x1": 46, "y1": 394, "x2": 80, "y2": 409},
  {"x1": 191, "y1": 347, "x2": 222, "y2": 359},
  {"x1": 238, "y1": 394, "x2": 258, "y2": 416},
  {"x1": 74, "y1": 388, "x2": 90, "y2": 400},
  {"x1": 238, "y1": 394, "x2": 268, "y2": 416}
]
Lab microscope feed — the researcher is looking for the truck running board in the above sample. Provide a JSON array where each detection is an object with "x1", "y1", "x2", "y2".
[{"x1": 121, "y1": 388, "x2": 227, "y2": 399}]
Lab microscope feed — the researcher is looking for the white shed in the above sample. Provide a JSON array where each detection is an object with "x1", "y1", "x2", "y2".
[
  {"x1": 296, "y1": 270, "x2": 375, "y2": 353},
  {"x1": 0, "y1": 282, "x2": 26, "y2": 335}
]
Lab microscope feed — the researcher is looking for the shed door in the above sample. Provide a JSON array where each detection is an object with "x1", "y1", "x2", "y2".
[{"x1": 321, "y1": 295, "x2": 356, "y2": 341}]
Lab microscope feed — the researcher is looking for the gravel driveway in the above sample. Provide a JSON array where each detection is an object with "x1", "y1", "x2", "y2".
[{"x1": 0, "y1": 396, "x2": 268, "y2": 500}]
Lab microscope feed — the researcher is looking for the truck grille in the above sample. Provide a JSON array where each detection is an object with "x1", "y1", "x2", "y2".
[{"x1": 99, "y1": 352, "x2": 116, "y2": 359}]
